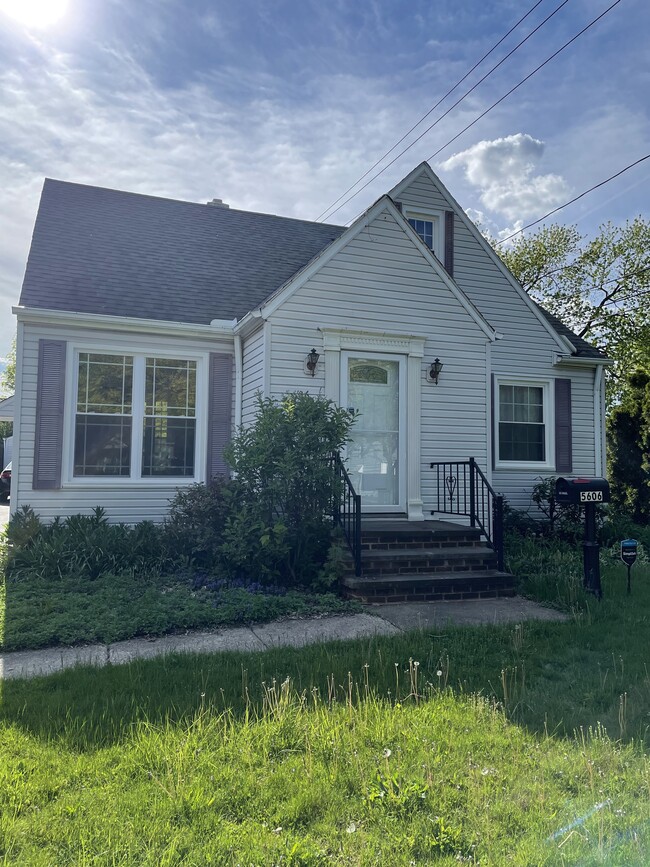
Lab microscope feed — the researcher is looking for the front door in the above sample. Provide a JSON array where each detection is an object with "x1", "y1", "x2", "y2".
[{"x1": 341, "y1": 352, "x2": 406, "y2": 513}]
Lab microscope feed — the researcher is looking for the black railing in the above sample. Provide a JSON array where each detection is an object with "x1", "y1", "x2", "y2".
[
  {"x1": 429, "y1": 457, "x2": 505, "y2": 571},
  {"x1": 331, "y1": 452, "x2": 362, "y2": 576}
]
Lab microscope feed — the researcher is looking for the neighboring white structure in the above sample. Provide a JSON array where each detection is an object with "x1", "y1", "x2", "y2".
[{"x1": 11, "y1": 163, "x2": 610, "y2": 523}]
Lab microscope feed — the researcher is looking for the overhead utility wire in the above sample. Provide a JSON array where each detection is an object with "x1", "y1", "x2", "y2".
[
  {"x1": 314, "y1": 0, "x2": 547, "y2": 222},
  {"x1": 497, "y1": 152, "x2": 650, "y2": 243},
  {"x1": 339, "y1": 0, "x2": 623, "y2": 227},
  {"x1": 318, "y1": 0, "x2": 569, "y2": 224},
  {"x1": 423, "y1": 0, "x2": 622, "y2": 166}
]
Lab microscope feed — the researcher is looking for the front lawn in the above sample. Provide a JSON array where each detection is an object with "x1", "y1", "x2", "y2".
[
  {"x1": 0, "y1": 570, "x2": 359, "y2": 652},
  {"x1": 1, "y1": 561, "x2": 650, "y2": 863}
]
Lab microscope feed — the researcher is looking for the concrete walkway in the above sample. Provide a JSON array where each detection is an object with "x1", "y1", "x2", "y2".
[{"x1": 0, "y1": 598, "x2": 566, "y2": 681}]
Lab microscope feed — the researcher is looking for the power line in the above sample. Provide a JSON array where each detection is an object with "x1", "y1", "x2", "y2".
[
  {"x1": 496, "y1": 152, "x2": 650, "y2": 243},
  {"x1": 340, "y1": 0, "x2": 623, "y2": 227},
  {"x1": 313, "y1": 0, "x2": 547, "y2": 222},
  {"x1": 318, "y1": 0, "x2": 571, "y2": 223}
]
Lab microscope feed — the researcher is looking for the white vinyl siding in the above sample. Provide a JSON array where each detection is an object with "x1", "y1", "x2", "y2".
[
  {"x1": 397, "y1": 170, "x2": 600, "y2": 513},
  {"x1": 241, "y1": 325, "x2": 265, "y2": 427},
  {"x1": 14, "y1": 322, "x2": 234, "y2": 523},
  {"x1": 266, "y1": 207, "x2": 490, "y2": 518}
]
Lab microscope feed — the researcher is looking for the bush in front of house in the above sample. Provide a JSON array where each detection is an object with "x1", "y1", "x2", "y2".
[
  {"x1": 220, "y1": 392, "x2": 355, "y2": 588},
  {"x1": 4, "y1": 393, "x2": 355, "y2": 592},
  {"x1": 5, "y1": 506, "x2": 172, "y2": 580}
]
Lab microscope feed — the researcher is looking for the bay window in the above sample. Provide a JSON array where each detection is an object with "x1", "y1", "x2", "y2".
[{"x1": 73, "y1": 351, "x2": 200, "y2": 480}]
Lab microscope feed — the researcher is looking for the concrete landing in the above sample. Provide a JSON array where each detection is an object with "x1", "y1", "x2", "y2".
[{"x1": 373, "y1": 598, "x2": 567, "y2": 630}]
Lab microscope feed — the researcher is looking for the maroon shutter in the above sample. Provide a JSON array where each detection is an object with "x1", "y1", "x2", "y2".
[
  {"x1": 33, "y1": 339, "x2": 66, "y2": 490},
  {"x1": 491, "y1": 374, "x2": 496, "y2": 469},
  {"x1": 555, "y1": 378, "x2": 573, "y2": 473},
  {"x1": 444, "y1": 210, "x2": 454, "y2": 276},
  {"x1": 206, "y1": 352, "x2": 233, "y2": 481}
]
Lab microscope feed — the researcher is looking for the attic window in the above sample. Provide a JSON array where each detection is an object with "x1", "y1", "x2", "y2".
[
  {"x1": 405, "y1": 210, "x2": 443, "y2": 258},
  {"x1": 408, "y1": 218, "x2": 433, "y2": 249}
]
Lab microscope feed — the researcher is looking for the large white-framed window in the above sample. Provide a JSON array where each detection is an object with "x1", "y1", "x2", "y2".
[
  {"x1": 404, "y1": 208, "x2": 444, "y2": 259},
  {"x1": 67, "y1": 347, "x2": 207, "y2": 484},
  {"x1": 495, "y1": 377, "x2": 554, "y2": 470}
]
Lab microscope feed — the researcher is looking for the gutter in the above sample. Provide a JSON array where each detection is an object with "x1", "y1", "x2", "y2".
[{"x1": 15, "y1": 306, "x2": 237, "y2": 339}]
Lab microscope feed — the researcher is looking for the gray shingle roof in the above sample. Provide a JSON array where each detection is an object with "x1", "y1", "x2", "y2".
[
  {"x1": 535, "y1": 304, "x2": 609, "y2": 359},
  {"x1": 18, "y1": 178, "x2": 607, "y2": 361},
  {"x1": 19, "y1": 179, "x2": 345, "y2": 323}
]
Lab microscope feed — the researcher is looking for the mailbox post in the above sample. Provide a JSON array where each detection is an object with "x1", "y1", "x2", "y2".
[{"x1": 555, "y1": 477, "x2": 611, "y2": 599}]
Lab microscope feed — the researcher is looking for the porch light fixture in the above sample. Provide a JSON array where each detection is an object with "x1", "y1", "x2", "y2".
[
  {"x1": 305, "y1": 348, "x2": 320, "y2": 377},
  {"x1": 428, "y1": 358, "x2": 443, "y2": 385}
]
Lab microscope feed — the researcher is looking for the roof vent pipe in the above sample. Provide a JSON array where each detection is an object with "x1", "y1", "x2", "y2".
[{"x1": 207, "y1": 198, "x2": 229, "y2": 208}]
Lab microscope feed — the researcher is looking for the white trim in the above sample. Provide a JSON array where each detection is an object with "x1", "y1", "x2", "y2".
[
  {"x1": 320, "y1": 326, "x2": 426, "y2": 358},
  {"x1": 402, "y1": 207, "x2": 445, "y2": 259},
  {"x1": 263, "y1": 321, "x2": 272, "y2": 398},
  {"x1": 389, "y1": 163, "x2": 574, "y2": 355},
  {"x1": 594, "y1": 364, "x2": 604, "y2": 476},
  {"x1": 341, "y1": 351, "x2": 408, "y2": 515},
  {"x1": 234, "y1": 333, "x2": 243, "y2": 428},
  {"x1": 258, "y1": 197, "x2": 497, "y2": 342},
  {"x1": 9, "y1": 320, "x2": 24, "y2": 515},
  {"x1": 553, "y1": 354, "x2": 614, "y2": 368},
  {"x1": 485, "y1": 341, "x2": 493, "y2": 486},
  {"x1": 14, "y1": 306, "x2": 236, "y2": 340},
  {"x1": 322, "y1": 327, "x2": 424, "y2": 519},
  {"x1": 493, "y1": 375, "x2": 555, "y2": 471},
  {"x1": 63, "y1": 342, "x2": 208, "y2": 487}
]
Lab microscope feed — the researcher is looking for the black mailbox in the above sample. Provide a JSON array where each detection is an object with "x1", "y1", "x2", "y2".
[{"x1": 555, "y1": 477, "x2": 611, "y2": 505}]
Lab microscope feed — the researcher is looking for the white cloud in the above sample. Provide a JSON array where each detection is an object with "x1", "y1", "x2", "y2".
[
  {"x1": 440, "y1": 133, "x2": 569, "y2": 222},
  {"x1": 0, "y1": 44, "x2": 424, "y2": 354}
]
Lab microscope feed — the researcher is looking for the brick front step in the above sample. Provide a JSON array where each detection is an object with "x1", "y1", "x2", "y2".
[
  {"x1": 359, "y1": 519, "x2": 482, "y2": 549},
  {"x1": 343, "y1": 545, "x2": 498, "y2": 578},
  {"x1": 340, "y1": 570, "x2": 516, "y2": 603}
]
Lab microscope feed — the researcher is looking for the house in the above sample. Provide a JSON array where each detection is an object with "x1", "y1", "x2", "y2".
[{"x1": 12, "y1": 162, "x2": 610, "y2": 532}]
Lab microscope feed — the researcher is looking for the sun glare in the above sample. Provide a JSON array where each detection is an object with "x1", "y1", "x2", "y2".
[{"x1": 0, "y1": 0, "x2": 69, "y2": 29}]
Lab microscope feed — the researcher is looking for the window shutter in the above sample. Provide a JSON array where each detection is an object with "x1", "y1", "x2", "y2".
[
  {"x1": 555, "y1": 378, "x2": 572, "y2": 473},
  {"x1": 33, "y1": 339, "x2": 66, "y2": 490},
  {"x1": 491, "y1": 373, "x2": 496, "y2": 470},
  {"x1": 444, "y1": 210, "x2": 454, "y2": 276},
  {"x1": 207, "y1": 352, "x2": 233, "y2": 481}
]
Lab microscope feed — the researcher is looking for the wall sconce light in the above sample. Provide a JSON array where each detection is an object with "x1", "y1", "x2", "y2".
[
  {"x1": 428, "y1": 357, "x2": 443, "y2": 385},
  {"x1": 305, "y1": 348, "x2": 320, "y2": 377}
]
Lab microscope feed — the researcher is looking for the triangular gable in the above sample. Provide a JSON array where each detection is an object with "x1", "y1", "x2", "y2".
[
  {"x1": 251, "y1": 194, "x2": 497, "y2": 342},
  {"x1": 389, "y1": 162, "x2": 575, "y2": 355}
]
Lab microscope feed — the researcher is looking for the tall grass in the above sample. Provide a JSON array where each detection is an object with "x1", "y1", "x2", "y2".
[{"x1": 1, "y1": 674, "x2": 649, "y2": 865}]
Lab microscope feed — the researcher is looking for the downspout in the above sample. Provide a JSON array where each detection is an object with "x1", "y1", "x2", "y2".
[
  {"x1": 594, "y1": 364, "x2": 604, "y2": 476},
  {"x1": 234, "y1": 333, "x2": 243, "y2": 429}
]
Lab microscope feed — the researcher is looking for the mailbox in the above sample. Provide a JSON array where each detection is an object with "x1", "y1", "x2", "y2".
[{"x1": 555, "y1": 477, "x2": 610, "y2": 505}]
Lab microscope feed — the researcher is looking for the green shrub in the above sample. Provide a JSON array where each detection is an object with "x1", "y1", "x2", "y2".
[
  {"x1": 223, "y1": 392, "x2": 355, "y2": 587},
  {"x1": 164, "y1": 478, "x2": 234, "y2": 569},
  {"x1": 5, "y1": 506, "x2": 172, "y2": 581}
]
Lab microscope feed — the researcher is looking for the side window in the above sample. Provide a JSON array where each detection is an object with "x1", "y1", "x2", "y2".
[
  {"x1": 497, "y1": 382, "x2": 550, "y2": 465},
  {"x1": 408, "y1": 218, "x2": 433, "y2": 250}
]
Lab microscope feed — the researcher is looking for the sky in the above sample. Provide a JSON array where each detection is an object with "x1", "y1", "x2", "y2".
[{"x1": 0, "y1": 0, "x2": 648, "y2": 362}]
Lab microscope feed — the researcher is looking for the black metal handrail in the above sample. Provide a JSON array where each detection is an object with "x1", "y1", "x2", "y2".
[
  {"x1": 331, "y1": 452, "x2": 362, "y2": 576},
  {"x1": 429, "y1": 457, "x2": 505, "y2": 571}
]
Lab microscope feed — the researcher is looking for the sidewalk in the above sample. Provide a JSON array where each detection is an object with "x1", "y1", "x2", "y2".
[{"x1": 0, "y1": 598, "x2": 566, "y2": 681}]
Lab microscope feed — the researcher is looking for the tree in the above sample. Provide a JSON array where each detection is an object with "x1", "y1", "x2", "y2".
[
  {"x1": 494, "y1": 219, "x2": 650, "y2": 399},
  {"x1": 607, "y1": 371, "x2": 650, "y2": 522},
  {"x1": 0, "y1": 334, "x2": 15, "y2": 396}
]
